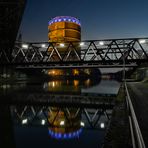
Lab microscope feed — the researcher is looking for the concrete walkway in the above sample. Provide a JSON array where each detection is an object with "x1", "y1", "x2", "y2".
[{"x1": 128, "y1": 82, "x2": 148, "y2": 147}]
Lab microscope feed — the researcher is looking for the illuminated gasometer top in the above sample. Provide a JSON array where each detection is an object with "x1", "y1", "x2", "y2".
[
  {"x1": 48, "y1": 16, "x2": 81, "y2": 42},
  {"x1": 48, "y1": 16, "x2": 81, "y2": 26}
]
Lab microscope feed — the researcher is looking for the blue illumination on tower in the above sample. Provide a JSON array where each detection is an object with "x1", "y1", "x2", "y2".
[{"x1": 48, "y1": 16, "x2": 81, "y2": 26}]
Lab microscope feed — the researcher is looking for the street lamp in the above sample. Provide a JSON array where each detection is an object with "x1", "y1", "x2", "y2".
[
  {"x1": 22, "y1": 44, "x2": 28, "y2": 49},
  {"x1": 139, "y1": 39, "x2": 146, "y2": 44},
  {"x1": 99, "y1": 41, "x2": 104, "y2": 46},
  {"x1": 41, "y1": 44, "x2": 46, "y2": 48},
  {"x1": 80, "y1": 42, "x2": 85, "y2": 46}
]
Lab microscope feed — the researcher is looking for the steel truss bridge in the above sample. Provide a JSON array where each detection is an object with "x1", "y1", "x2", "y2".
[{"x1": 0, "y1": 38, "x2": 148, "y2": 68}]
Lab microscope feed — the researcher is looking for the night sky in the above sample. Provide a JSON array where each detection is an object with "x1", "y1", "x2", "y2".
[{"x1": 20, "y1": 0, "x2": 148, "y2": 42}]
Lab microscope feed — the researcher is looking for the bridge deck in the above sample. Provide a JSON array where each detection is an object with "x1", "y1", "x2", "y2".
[{"x1": 127, "y1": 82, "x2": 148, "y2": 147}]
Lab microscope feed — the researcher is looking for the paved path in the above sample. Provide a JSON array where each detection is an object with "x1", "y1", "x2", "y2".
[{"x1": 128, "y1": 82, "x2": 148, "y2": 147}]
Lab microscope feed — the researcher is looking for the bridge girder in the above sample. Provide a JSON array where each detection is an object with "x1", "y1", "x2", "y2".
[{"x1": 0, "y1": 38, "x2": 148, "y2": 68}]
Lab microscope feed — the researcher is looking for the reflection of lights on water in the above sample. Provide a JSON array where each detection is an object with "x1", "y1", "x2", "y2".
[
  {"x1": 100, "y1": 123, "x2": 105, "y2": 128},
  {"x1": 41, "y1": 120, "x2": 45, "y2": 125},
  {"x1": 60, "y1": 43, "x2": 65, "y2": 47},
  {"x1": 46, "y1": 81, "x2": 62, "y2": 89},
  {"x1": 60, "y1": 120, "x2": 65, "y2": 126},
  {"x1": 73, "y1": 80, "x2": 79, "y2": 87},
  {"x1": 85, "y1": 79, "x2": 90, "y2": 86},
  {"x1": 1, "y1": 73, "x2": 10, "y2": 78},
  {"x1": 1, "y1": 84, "x2": 10, "y2": 89},
  {"x1": 48, "y1": 128, "x2": 83, "y2": 140},
  {"x1": 43, "y1": 83, "x2": 47, "y2": 89},
  {"x1": 52, "y1": 82, "x2": 55, "y2": 87},
  {"x1": 66, "y1": 80, "x2": 69, "y2": 85},
  {"x1": 80, "y1": 121, "x2": 85, "y2": 127},
  {"x1": 22, "y1": 119, "x2": 28, "y2": 124}
]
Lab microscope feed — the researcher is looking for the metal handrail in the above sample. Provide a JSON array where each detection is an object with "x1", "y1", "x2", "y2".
[{"x1": 124, "y1": 82, "x2": 146, "y2": 148}]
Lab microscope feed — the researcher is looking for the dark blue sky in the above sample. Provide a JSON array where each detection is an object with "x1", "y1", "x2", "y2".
[{"x1": 20, "y1": 0, "x2": 148, "y2": 42}]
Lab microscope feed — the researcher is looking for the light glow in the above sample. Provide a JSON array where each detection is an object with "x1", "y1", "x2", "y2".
[
  {"x1": 22, "y1": 44, "x2": 28, "y2": 49},
  {"x1": 48, "y1": 16, "x2": 81, "y2": 26},
  {"x1": 100, "y1": 123, "x2": 105, "y2": 128},
  {"x1": 48, "y1": 128, "x2": 82, "y2": 139},
  {"x1": 139, "y1": 39, "x2": 146, "y2": 44},
  {"x1": 60, "y1": 120, "x2": 65, "y2": 126},
  {"x1": 99, "y1": 41, "x2": 104, "y2": 46},
  {"x1": 22, "y1": 119, "x2": 28, "y2": 124},
  {"x1": 41, "y1": 44, "x2": 46, "y2": 48},
  {"x1": 41, "y1": 120, "x2": 45, "y2": 125},
  {"x1": 80, "y1": 121, "x2": 85, "y2": 127},
  {"x1": 80, "y1": 42, "x2": 85, "y2": 46},
  {"x1": 52, "y1": 81, "x2": 55, "y2": 87},
  {"x1": 60, "y1": 43, "x2": 65, "y2": 47}
]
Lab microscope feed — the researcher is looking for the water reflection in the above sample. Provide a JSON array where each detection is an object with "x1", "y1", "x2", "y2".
[
  {"x1": 48, "y1": 107, "x2": 82, "y2": 139},
  {"x1": 10, "y1": 104, "x2": 112, "y2": 147},
  {"x1": 12, "y1": 105, "x2": 111, "y2": 130},
  {"x1": 42, "y1": 77, "x2": 102, "y2": 94},
  {"x1": 42, "y1": 79, "x2": 120, "y2": 96},
  {"x1": 0, "y1": 77, "x2": 120, "y2": 147},
  {"x1": 0, "y1": 104, "x2": 112, "y2": 148}
]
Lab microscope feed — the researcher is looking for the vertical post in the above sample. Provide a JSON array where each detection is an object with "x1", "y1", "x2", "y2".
[{"x1": 123, "y1": 40, "x2": 126, "y2": 83}]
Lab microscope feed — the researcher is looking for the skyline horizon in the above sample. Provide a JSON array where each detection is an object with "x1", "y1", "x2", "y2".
[{"x1": 19, "y1": 0, "x2": 148, "y2": 42}]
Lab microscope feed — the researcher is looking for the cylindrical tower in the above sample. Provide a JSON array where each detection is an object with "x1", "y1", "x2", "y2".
[
  {"x1": 48, "y1": 16, "x2": 81, "y2": 42},
  {"x1": 46, "y1": 16, "x2": 101, "y2": 79}
]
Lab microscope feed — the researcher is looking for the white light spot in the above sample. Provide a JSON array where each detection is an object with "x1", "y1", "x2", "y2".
[
  {"x1": 99, "y1": 41, "x2": 104, "y2": 46},
  {"x1": 80, "y1": 42, "x2": 85, "y2": 46},
  {"x1": 60, "y1": 43, "x2": 65, "y2": 47},
  {"x1": 60, "y1": 121, "x2": 65, "y2": 126},
  {"x1": 80, "y1": 121, "x2": 85, "y2": 127},
  {"x1": 22, "y1": 119, "x2": 28, "y2": 124},
  {"x1": 22, "y1": 44, "x2": 28, "y2": 49},
  {"x1": 139, "y1": 39, "x2": 146, "y2": 44},
  {"x1": 41, "y1": 120, "x2": 45, "y2": 125},
  {"x1": 41, "y1": 44, "x2": 46, "y2": 48},
  {"x1": 100, "y1": 123, "x2": 105, "y2": 128}
]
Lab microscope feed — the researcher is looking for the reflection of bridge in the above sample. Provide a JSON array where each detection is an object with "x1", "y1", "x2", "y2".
[
  {"x1": 0, "y1": 38, "x2": 148, "y2": 68},
  {"x1": 11, "y1": 105, "x2": 112, "y2": 129},
  {"x1": 1, "y1": 92, "x2": 115, "y2": 108}
]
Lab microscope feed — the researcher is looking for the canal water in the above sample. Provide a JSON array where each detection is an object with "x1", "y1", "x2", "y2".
[{"x1": 0, "y1": 78, "x2": 120, "y2": 148}]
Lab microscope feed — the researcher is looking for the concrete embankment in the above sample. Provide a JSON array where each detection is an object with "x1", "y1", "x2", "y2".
[{"x1": 102, "y1": 84, "x2": 131, "y2": 148}]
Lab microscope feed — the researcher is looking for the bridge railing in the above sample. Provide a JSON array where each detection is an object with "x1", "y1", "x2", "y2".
[
  {"x1": 124, "y1": 82, "x2": 146, "y2": 148},
  {"x1": 0, "y1": 38, "x2": 148, "y2": 66}
]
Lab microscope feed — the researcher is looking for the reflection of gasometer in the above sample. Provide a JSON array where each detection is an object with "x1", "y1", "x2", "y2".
[{"x1": 48, "y1": 107, "x2": 82, "y2": 139}]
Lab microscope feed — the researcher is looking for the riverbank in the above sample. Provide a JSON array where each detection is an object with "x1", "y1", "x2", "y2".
[{"x1": 102, "y1": 84, "x2": 131, "y2": 148}]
